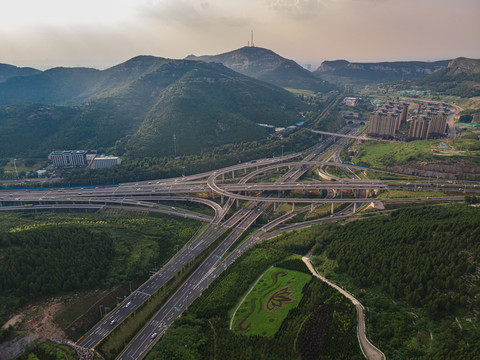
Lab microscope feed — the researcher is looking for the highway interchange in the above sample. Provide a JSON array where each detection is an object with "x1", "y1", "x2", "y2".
[{"x1": 0, "y1": 126, "x2": 474, "y2": 360}]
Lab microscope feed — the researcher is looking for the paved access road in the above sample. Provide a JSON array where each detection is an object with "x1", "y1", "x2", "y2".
[{"x1": 302, "y1": 256, "x2": 386, "y2": 360}]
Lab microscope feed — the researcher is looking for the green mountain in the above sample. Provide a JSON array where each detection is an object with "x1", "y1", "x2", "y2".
[
  {"x1": 415, "y1": 57, "x2": 480, "y2": 97},
  {"x1": 185, "y1": 46, "x2": 333, "y2": 92},
  {"x1": 0, "y1": 56, "x2": 177, "y2": 106},
  {"x1": 314, "y1": 59, "x2": 450, "y2": 84},
  {"x1": 0, "y1": 56, "x2": 307, "y2": 159},
  {"x1": 0, "y1": 63, "x2": 41, "y2": 83}
]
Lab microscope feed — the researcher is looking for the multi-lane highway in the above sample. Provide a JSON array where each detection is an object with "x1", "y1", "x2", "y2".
[{"x1": 0, "y1": 129, "x2": 476, "y2": 360}]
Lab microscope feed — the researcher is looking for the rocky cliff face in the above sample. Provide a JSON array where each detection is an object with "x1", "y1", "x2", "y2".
[
  {"x1": 314, "y1": 59, "x2": 450, "y2": 82},
  {"x1": 445, "y1": 57, "x2": 480, "y2": 76}
]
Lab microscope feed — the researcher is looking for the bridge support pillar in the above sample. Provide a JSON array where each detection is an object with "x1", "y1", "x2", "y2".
[
  {"x1": 222, "y1": 173, "x2": 224, "y2": 180},
  {"x1": 244, "y1": 168, "x2": 247, "y2": 174},
  {"x1": 212, "y1": 191, "x2": 215, "y2": 200},
  {"x1": 221, "y1": 195, "x2": 224, "y2": 205},
  {"x1": 274, "y1": 202, "x2": 278, "y2": 213},
  {"x1": 331, "y1": 202, "x2": 334, "y2": 215},
  {"x1": 310, "y1": 203, "x2": 314, "y2": 212},
  {"x1": 292, "y1": 203, "x2": 295, "y2": 211},
  {"x1": 353, "y1": 202, "x2": 357, "y2": 213},
  {"x1": 333, "y1": 189, "x2": 337, "y2": 197},
  {"x1": 231, "y1": 171, "x2": 235, "y2": 179},
  {"x1": 236, "y1": 198, "x2": 239, "y2": 208}
]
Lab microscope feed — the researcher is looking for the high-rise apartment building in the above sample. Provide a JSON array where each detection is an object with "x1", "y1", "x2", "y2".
[{"x1": 367, "y1": 101, "x2": 408, "y2": 138}]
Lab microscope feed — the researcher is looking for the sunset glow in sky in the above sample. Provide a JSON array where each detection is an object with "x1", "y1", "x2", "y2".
[{"x1": 1, "y1": 0, "x2": 479, "y2": 69}]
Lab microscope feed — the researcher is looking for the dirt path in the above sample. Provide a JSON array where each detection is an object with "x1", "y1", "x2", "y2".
[{"x1": 302, "y1": 256, "x2": 386, "y2": 360}]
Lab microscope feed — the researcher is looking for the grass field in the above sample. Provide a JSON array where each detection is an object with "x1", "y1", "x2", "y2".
[
  {"x1": 231, "y1": 267, "x2": 311, "y2": 337},
  {"x1": 377, "y1": 190, "x2": 447, "y2": 199},
  {"x1": 352, "y1": 133, "x2": 480, "y2": 169},
  {"x1": 354, "y1": 141, "x2": 437, "y2": 168}
]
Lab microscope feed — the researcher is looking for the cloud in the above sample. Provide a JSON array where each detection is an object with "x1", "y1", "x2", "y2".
[
  {"x1": 139, "y1": 0, "x2": 249, "y2": 28},
  {"x1": 266, "y1": 0, "x2": 324, "y2": 19}
]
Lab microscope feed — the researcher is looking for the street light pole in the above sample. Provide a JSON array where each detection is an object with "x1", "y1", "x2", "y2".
[
  {"x1": 173, "y1": 134, "x2": 177, "y2": 158},
  {"x1": 13, "y1": 158, "x2": 19, "y2": 179}
]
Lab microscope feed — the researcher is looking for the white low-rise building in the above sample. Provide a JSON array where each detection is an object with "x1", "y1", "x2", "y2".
[{"x1": 93, "y1": 156, "x2": 121, "y2": 169}]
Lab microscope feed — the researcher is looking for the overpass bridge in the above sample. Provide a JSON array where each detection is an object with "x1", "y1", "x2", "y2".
[{"x1": 311, "y1": 129, "x2": 392, "y2": 142}]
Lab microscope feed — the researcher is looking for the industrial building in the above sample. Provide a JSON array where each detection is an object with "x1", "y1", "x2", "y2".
[
  {"x1": 93, "y1": 156, "x2": 121, "y2": 169},
  {"x1": 49, "y1": 150, "x2": 87, "y2": 168}
]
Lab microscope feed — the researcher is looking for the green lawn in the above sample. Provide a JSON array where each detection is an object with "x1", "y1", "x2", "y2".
[
  {"x1": 352, "y1": 133, "x2": 480, "y2": 169},
  {"x1": 354, "y1": 140, "x2": 437, "y2": 168},
  {"x1": 231, "y1": 266, "x2": 311, "y2": 337},
  {"x1": 377, "y1": 189, "x2": 447, "y2": 199}
]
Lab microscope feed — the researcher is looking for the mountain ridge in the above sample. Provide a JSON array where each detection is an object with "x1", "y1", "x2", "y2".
[
  {"x1": 0, "y1": 63, "x2": 41, "y2": 83},
  {"x1": 0, "y1": 56, "x2": 307, "y2": 159},
  {"x1": 415, "y1": 57, "x2": 480, "y2": 97},
  {"x1": 186, "y1": 46, "x2": 334, "y2": 92},
  {"x1": 314, "y1": 59, "x2": 450, "y2": 83}
]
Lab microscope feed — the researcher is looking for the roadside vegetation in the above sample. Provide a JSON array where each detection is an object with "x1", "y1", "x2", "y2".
[
  {"x1": 145, "y1": 226, "x2": 363, "y2": 360},
  {"x1": 18, "y1": 340, "x2": 78, "y2": 360},
  {"x1": 57, "y1": 130, "x2": 319, "y2": 186},
  {"x1": 343, "y1": 130, "x2": 480, "y2": 170},
  {"x1": 0, "y1": 212, "x2": 201, "y2": 336},
  {"x1": 311, "y1": 204, "x2": 480, "y2": 359}
]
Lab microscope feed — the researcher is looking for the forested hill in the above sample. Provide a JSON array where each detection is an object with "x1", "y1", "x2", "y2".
[
  {"x1": 415, "y1": 57, "x2": 480, "y2": 97},
  {"x1": 0, "y1": 63, "x2": 41, "y2": 83},
  {"x1": 0, "y1": 56, "x2": 174, "y2": 106},
  {"x1": 314, "y1": 59, "x2": 450, "y2": 84},
  {"x1": 314, "y1": 204, "x2": 480, "y2": 358},
  {"x1": 185, "y1": 46, "x2": 334, "y2": 92},
  {"x1": 0, "y1": 57, "x2": 308, "y2": 158}
]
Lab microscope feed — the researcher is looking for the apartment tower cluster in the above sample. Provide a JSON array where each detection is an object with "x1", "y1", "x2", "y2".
[
  {"x1": 367, "y1": 101, "x2": 450, "y2": 140},
  {"x1": 367, "y1": 101, "x2": 409, "y2": 138},
  {"x1": 408, "y1": 102, "x2": 450, "y2": 140}
]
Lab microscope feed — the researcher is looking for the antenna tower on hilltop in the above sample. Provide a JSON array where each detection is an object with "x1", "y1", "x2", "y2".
[{"x1": 251, "y1": 30, "x2": 254, "y2": 47}]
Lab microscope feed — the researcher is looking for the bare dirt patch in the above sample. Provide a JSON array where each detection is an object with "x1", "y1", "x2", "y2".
[
  {"x1": 1, "y1": 314, "x2": 23, "y2": 329},
  {"x1": 11, "y1": 297, "x2": 67, "y2": 342}
]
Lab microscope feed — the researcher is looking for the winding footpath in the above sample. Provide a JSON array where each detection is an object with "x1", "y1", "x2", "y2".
[{"x1": 302, "y1": 256, "x2": 386, "y2": 360}]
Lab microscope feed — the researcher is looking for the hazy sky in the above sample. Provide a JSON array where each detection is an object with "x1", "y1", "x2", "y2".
[{"x1": 1, "y1": 0, "x2": 479, "y2": 70}]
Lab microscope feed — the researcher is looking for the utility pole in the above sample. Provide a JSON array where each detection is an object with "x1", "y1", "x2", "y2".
[
  {"x1": 173, "y1": 134, "x2": 177, "y2": 158},
  {"x1": 13, "y1": 158, "x2": 19, "y2": 179}
]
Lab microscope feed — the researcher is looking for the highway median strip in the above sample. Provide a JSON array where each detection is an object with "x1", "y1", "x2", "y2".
[{"x1": 96, "y1": 227, "x2": 233, "y2": 359}]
